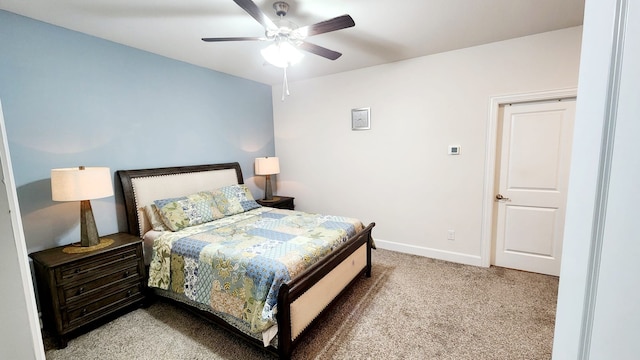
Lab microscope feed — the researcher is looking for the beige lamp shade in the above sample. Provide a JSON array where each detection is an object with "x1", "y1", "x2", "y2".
[
  {"x1": 255, "y1": 157, "x2": 280, "y2": 175},
  {"x1": 51, "y1": 166, "x2": 114, "y2": 201}
]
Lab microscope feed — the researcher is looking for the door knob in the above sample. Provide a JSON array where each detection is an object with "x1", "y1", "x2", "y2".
[{"x1": 495, "y1": 194, "x2": 510, "y2": 201}]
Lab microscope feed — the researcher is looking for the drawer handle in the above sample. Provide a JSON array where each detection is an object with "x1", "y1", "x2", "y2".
[
  {"x1": 75, "y1": 268, "x2": 81, "y2": 274},
  {"x1": 126, "y1": 290, "x2": 132, "y2": 297},
  {"x1": 123, "y1": 270, "x2": 130, "y2": 278},
  {"x1": 77, "y1": 287, "x2": 85, "y2": 295},
  {"x1": 81, "y1": 308, "x2": 87, "y2": 316}
]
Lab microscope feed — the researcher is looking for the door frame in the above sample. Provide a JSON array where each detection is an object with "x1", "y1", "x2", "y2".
[
  {"x1": 0, "y1": 99, "x2": 46, "y2": 358},
  {"x1": 480, "y1": 88, "x2": 577, "y2": 268}
]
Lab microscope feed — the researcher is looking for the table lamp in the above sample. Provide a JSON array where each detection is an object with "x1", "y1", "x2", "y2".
[
  {"x1": 51, "y1": 166, "x2": 114, "y2": 247},
  {"x1": 255, "y1": 157, "x2": 280, "y2": 201}
]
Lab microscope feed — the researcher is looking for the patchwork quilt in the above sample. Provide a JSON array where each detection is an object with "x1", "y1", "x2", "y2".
[{"x1": 147, "y1": 207, "x2": 363, "y2": 333}]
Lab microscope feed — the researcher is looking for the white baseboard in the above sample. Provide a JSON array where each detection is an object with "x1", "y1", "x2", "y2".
[{"x1": 374, "y1": 238, "x2": 485, "y2": 267}]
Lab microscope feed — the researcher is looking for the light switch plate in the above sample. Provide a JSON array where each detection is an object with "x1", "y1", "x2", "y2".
[{"x1": 448, "y1": 145, "x2": 461, "y2": 155}]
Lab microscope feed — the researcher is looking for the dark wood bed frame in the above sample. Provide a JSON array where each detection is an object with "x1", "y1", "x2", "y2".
[{"x1": 117, "y1": 162, "x2": 375, "y2": 359}]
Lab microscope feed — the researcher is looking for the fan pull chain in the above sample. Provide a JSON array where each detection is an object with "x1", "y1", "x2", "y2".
[{"x1": 281, "y1": 66, "x2": 290, "y2": 101}]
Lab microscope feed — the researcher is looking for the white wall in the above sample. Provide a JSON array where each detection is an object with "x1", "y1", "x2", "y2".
[
  {"x1": 273, "y1": 27, "x2": 582, "y2": 265},
  {"x1": 0, "y1": 100, "x2": 44, "y2": 360},
  {"x1": 553, "y1": 0, "x2": 640, "y2": 358}
]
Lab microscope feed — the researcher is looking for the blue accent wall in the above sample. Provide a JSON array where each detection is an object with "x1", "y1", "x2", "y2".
[{"x1": 0, "y1": 10, "x2": 274, "y2": 251}]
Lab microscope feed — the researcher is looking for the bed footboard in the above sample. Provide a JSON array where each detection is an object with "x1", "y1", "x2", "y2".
[{"x1": 276, "y1": 222, "x2": 375, "y2": 359}]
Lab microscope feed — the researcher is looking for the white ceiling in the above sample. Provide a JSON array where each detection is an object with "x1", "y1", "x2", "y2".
[{"x1": 0, "y1": 0, "x2": 585, "y2": 85}]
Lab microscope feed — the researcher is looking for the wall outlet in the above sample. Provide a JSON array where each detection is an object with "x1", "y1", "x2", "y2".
[{"x1": 447, "y1": 230, "x2": 455, "y2": 241}]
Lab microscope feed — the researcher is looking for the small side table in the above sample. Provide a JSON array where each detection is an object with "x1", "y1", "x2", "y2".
[{"x1": 257, "y1": 196, "x2": 295, "y2": 210}]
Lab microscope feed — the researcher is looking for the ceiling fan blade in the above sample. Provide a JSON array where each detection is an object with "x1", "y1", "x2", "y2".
[
  {"x1": 298, "y1": 41, "x2": 342, "y2": 60},
  {"x1": 298, "y1": 15, "x2": 355, "y2": 37},
  {"x1": 202, "y1": 36, "x2": 266, "y2": 42},
  {"x1": 233, "y1": 0, "x2": 277, "y2": 30}
]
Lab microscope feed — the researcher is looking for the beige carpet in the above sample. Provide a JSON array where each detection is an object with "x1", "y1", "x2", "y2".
[{"x1": 44, "y1": 249, "x2": 558, "y2": 359}]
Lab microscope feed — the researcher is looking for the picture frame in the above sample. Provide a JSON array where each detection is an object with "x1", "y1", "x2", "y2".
[{"x1": 351, "y1": 107, "x2": 371, "y2": 130}]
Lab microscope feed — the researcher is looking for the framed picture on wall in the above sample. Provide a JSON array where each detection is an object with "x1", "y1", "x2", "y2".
[{"x1": 351, "y1": 107, "x2": 371, "y2": 130}]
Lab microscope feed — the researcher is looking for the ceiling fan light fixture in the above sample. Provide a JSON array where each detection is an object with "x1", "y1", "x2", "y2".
[
  {"x1": 261, "y1": 40, "x2": 304, "y2": 68},
  {"x1": 203, "y1": 0, "x2": 354, "y2": 100}
]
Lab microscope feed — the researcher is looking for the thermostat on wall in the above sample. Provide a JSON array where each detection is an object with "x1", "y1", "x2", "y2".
[{"x1": 448, "y1": 145, "x2": 461, "y2": 155}]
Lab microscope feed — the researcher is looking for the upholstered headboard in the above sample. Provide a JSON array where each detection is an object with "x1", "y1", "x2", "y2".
[{"x1": 117, "y1": 163, "x2": 244, "y2": 237}]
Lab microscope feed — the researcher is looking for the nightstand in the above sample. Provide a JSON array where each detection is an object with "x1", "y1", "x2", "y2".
[
  {"x1": 29, "y1": 232, "x2": 146, "y2": 348},
  {"x1": 257, "y1": 196, "x2": 295, "y2": 210}
]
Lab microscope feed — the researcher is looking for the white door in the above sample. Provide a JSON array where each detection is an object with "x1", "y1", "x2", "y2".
[{"x1": 493, "y1": 99, "x2": 576, "y2": 276}]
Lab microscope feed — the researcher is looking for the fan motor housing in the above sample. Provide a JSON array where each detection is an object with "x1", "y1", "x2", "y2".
[{"x1": 273, "y1": 1, "x2": 289, "y2": 17}]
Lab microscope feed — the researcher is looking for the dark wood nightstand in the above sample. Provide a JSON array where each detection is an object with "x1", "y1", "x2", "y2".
[
  {"x1": 29, "y1": 232, "x2": 146, "y2": 348},
  {"x1": 256, "y1": 196, "x2": 295, "y2": 210}
]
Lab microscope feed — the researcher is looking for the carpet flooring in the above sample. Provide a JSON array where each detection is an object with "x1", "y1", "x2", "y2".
[{"x1": 44, "y1": 249, "x2": 559, "y2": 359}]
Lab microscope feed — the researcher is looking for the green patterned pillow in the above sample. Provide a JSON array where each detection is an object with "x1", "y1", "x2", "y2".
[
  {"x1": 154, "y1": 191, "x2": 224, "y2": 231},
  {"x1": 212, "y1": 184, "x2": 260, "y2": 216}
]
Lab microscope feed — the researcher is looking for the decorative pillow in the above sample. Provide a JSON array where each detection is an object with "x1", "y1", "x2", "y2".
[
  {"x1": 212, "y1": 184, "x2": 260, "y2": 216},
  {"x1": 154, "y1": 191, "x2": 224, "y2": 231},
  {"x1": 143, "y1": 204, "x2": 170, "y2": 232}
]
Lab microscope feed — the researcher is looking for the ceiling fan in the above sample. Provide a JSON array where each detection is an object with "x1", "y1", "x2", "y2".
[{"x1": 202, "y1": 0, "x2": 355, "y2": 66}]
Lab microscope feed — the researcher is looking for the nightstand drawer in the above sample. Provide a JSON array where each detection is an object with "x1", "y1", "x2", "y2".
[
  {"x1": 65, "y1": 282, "x2": 143, "y2": 328},
  {"x1": 63, "y1": 263, "x2": 142, "y2": 305},
  {"x1": 57, "y1": 246, "x2": 139, "y2": 284}
]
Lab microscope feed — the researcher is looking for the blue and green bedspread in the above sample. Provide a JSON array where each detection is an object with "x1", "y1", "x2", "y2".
[{"x1": 148, "y1": 207, "x2": 363, "y2": 333}]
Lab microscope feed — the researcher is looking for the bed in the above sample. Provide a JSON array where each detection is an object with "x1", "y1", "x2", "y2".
[{"x1": 117, "y1": 162, "x2": 375, "y2": 359}]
